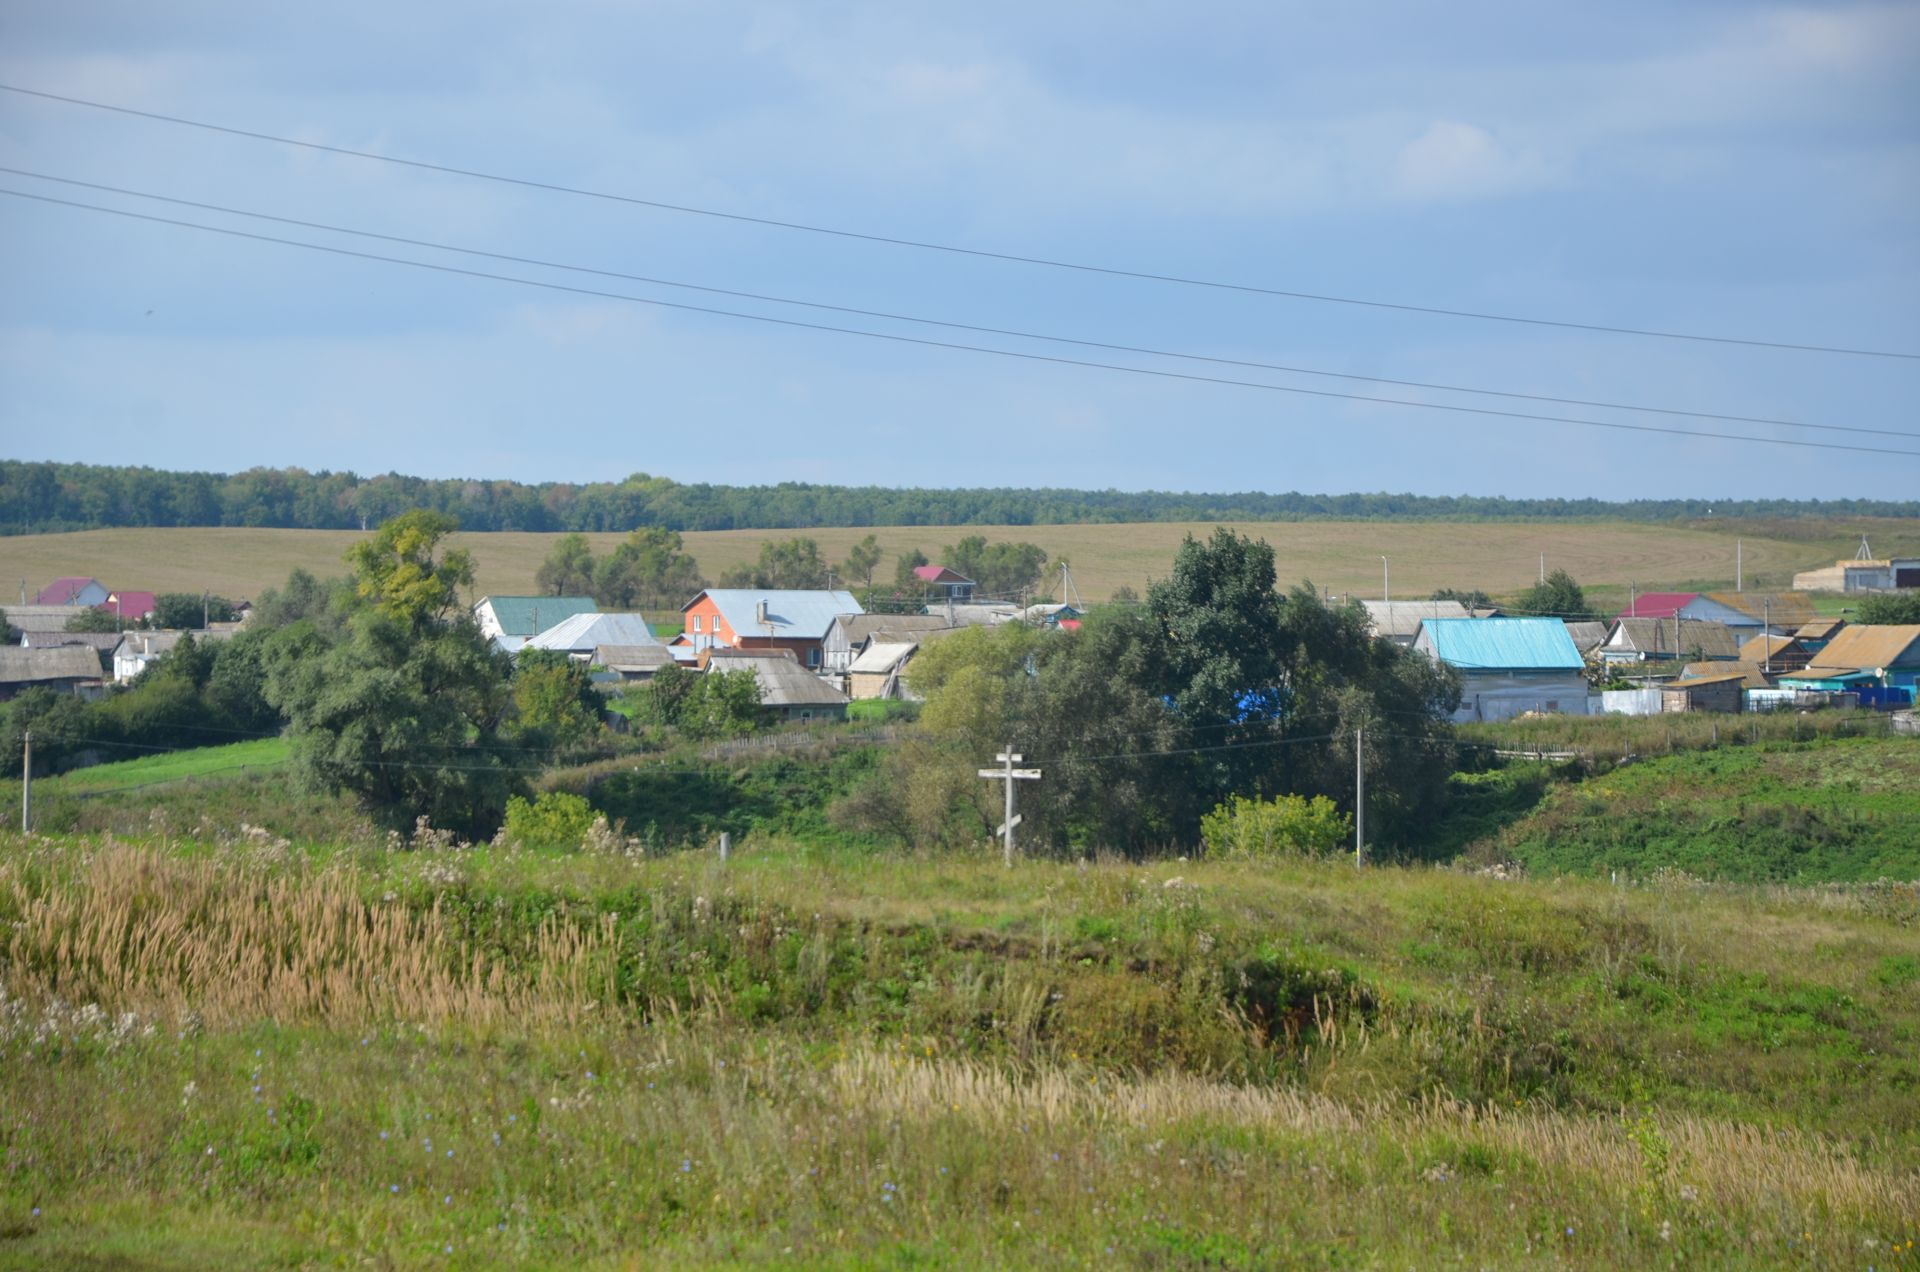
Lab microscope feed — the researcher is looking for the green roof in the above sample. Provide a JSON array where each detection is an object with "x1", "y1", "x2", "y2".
[{"x1": 481, "y1": 596, "x2": 597, "y2": 637}]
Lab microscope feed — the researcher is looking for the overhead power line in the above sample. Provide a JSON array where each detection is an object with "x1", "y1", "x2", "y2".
[
  {"x1": 4, "y1": 80, "x2": 1914, "y2": 362},
  {"x1": 6, "y1": 166, "x2": 1902, "y2": 440},
  {"x1": 6, "y1": 185, "x2": 1917, "y2": 460}
]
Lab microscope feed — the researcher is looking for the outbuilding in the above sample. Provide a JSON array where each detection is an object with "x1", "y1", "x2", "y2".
[{"x1": 1413, "y1": 617, "x2": 1589, "y2": 722}]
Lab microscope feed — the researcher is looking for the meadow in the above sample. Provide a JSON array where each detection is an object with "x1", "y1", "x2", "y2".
[
  {"x1": 1, "y1": 834, "x2": 1916, "y2": 1268},
  {"x1": 4, "y1": 514, "x2": 1916, "y2": 604}
]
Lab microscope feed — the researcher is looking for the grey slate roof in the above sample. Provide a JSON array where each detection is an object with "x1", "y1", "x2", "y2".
[
  {"x1": 830, "y1": 613, "x2": 961, "y2": 646},
  {"x1": 1608, "y1": 618, "x2": 1742, "y2": 659},
  {"x1": 2, "y1": 604, "x2": 92, "y2": 633},
  {"x1": 695, "y1": 590, "x2": 863, "y2": 640},
  {"x1": 21, "y1": 631, "x2": 122, "y2": 652},
  {"x1": 592, "y1": 643, "x2": 676, "y2": 673},
  {"x1": 525, "y1": 612, "x2": 663, "y2": 654},
  {"x1": 0, "y1": 645, "x2": 104, "y2": 685},
  {"x1": 706, "y1": 649, "x2": 850, "y2": 707},
  {"x1": 1361, "y1": 599, "x2": 1472, "y2": 639},
  {"x1": 848, "y1": 642, "x2": 918, "y2": 675},
  {"x1": 1563, "y1": 622, "x2": 1609, "y2": 654},
  {"x1": 114, "y1": 630, "x2": 234, "y2": 660}
]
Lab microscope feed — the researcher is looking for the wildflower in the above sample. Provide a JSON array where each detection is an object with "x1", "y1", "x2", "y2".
[
  {"x1": 446, "y1": 1149, "x2": 453, "y2": 1157},
  {"x1": 380, "y1": 1131, "x2": 389, "y2": 1140},
  {"x1": 444, "y1": 1195, "x2": 452, "y2": 1205},
  {"x1": 390, "y1": 1184, "x2": 399, "y2": 1194},
  {"x1": 492, "y1": 1132, "x2": 501, "y2": 1146},
  {"x1": 31, "y1": 1207, "x2": 40, "y2": 1218},
  {"x1": 444, "y1": 1245, "x2": 452, "y2": 1254},
  {"x1": 680, "y1": 1159, "x2": 692, "y2": 1173}
]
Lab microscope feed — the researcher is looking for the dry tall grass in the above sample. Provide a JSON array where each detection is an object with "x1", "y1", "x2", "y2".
[{"x1": 0, "y1": 843, "x2": 620, "y2": 1027}]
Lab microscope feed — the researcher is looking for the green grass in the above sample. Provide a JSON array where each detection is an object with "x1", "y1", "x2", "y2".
[
  {"x1": 1475, "y1": 737, "x2": 1920, "y2": 882},
  {"x1": 0, "y1": 835, "x2": 1916, "y2": 1266},
  {"x1": 12, "y1": 737, "x2": 289, "y2": 797}
]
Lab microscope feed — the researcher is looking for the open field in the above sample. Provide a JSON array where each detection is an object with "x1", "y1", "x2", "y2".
[
  {"x1": 1, "y1": 737, "x2": 287, "y2": 800},
  {"x1": 0, "y1": 836, "x2": 1915, "y2": 1267},
  {"x1": 2, "y1": 516, "x2": 1915, "y2": 605}
]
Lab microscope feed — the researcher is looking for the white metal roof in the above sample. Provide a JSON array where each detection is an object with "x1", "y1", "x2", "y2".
[{"x1": 524, "y1": 611, "x2": 663, "y2": 653}]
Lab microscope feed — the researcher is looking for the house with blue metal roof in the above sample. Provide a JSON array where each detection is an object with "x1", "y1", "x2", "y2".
[
  {"x1": 1413, "y1": 617, "x2": 1591, "y2": 722},
  {"x1": 474, "y1": 595, "x2": 599, "y2": 651}
]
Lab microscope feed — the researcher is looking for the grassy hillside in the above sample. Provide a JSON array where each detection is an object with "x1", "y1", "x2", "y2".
[
  {"x1": 2, "y1": 515, "x2": 1913, "y2": 605},
  {"x1": 0, "y1": 835, "x2": 1915, "y2": 1268},
  {"x1": 1472, "y1": 738, "x2": 1920, "y2": 883}
]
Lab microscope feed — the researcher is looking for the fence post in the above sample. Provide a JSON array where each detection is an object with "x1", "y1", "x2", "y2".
[{"x1": 717, "y1": 832, "x2": 730, "y2": 864}]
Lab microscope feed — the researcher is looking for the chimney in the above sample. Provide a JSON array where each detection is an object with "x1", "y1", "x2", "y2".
[{"x1": 756, "y1": 599, "x2": 768, "y2": 626}]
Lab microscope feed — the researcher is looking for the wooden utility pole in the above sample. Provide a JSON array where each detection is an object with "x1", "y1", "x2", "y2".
[
  {"x1": 978, "y1": 747, "x2": 1041, "y2": 867},
  {"x1": 1353, "y1": 727, "x2": 1365, "y2": 867},
  {"x1": 20, "y1": 730, "x2": 30, "y2": 834}
]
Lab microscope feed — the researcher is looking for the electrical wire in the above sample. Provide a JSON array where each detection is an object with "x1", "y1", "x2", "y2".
[
  {"x1": 6, "y1": 165, "x2": 1898, "y2": 438},
  {"x1": 6, "y1": 186, "x2": 1918, "y2": 461},
  {"x1": 4, "y1": 81, "x2": 1913, "y2": 361}
]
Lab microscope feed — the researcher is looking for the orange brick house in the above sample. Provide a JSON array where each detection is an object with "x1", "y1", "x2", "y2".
[{"x1": 676, "y1": 589, "x2": 863, "y2": 670}]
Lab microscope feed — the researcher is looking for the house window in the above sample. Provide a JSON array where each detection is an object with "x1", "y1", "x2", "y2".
[
  {"x1": 807, "y1": 648, "x2": 819, "y2": 667},
  {"x1": 798, "y1": 710, "x2": 812, "y2": 722},
  {"x1": 691, "y1": 615, "x2": 701, "y2": 632}
]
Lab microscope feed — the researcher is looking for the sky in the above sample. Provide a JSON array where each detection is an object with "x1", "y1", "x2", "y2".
[{"x1": 1, "y1": 2, "x2": 1916, "y2": 500}]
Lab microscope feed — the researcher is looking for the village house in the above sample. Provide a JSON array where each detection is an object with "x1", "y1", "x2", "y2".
[
  {"x1": 0, "y1": 645, "x2": 107, "y2": 701},
  {"x1": 1413, "y1": 617, "x2": 1589, "y2": 722},
  {"x1": 590, "y1": 643, "x2": 676, "y2": 684},
  {"x1": 1016, "y1": 602, "x2": 1084, "y2": 629},
  {"x1": 1792, "y1": 555, "x2": 1920, "y2": 593},
  {"x1": 911, "y1": 565, "x2": 975, "y2": 603},
  {"x1": 821, "y1": 613, "x2": 963, "y2": 675},
  {"x1": 1738, "y1": 633, "x2": 1812, "y2": 674},
  {"x1": 1792, "y1": 618, "x2": 1846, "y2": 653},
  {"x1": 1562, "y1": 621, "x2": 1610, "y2": 658},
  {"x1": 678, "y1": 589, "x2": 862, "y2": 669},
  {"x1": 473, "y1": 595, "x2": 598, "y2": 652},
  {"x1": 1775, "y1": 624, "x2": 1920, "y2": 706},
  {"x1": 112, "y1": 630, "x2": 233, "y2": 682},
  {"x1": 704, "y1": 648, "x2": 851, "y2": 722},
  {"x1": 1617, "y1": 591, "x2": 1814, "y2": 639},
  {"x1": 1660, "y1": 673, "x2": 1746, "y2": 714},
  {"x1": 4, "y1": 605, "x2": 92, "y2": 637},
  {"x1": 1602, "y1": 617, "x2": 1742, "y2": 663},
  {"x1": 522, "y1": 612, "x2": 662, "y2": 660},
  {"x1": 33, "y1": 576, "x2": 110, "y2": 607},
  {"x1": 1360, "y1": 599, "x2": 1477, "y2": 646}
]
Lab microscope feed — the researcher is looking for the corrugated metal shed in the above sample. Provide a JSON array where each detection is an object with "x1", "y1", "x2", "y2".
[
  {"x1": 1416, "y1": 617, "x2": 1582, "y2": 670},
  {"x1": 694, "y1": 590, "x2": 863, "y2": 639},
  {"x1": 525, "y1": 612, "x2": 662, "y2": 654}
]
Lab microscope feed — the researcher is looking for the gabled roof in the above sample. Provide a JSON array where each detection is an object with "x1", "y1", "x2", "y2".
[
  {"x1": 1018, "y1": 602, "x2": 1084, "y2": 623},
  {"x1": 1608, "y1": 618, "x2": 1742, "y2": 659},
  {"x1": 0, "y1": 645, "x2": 104, "y2": 685},
  {"x1": 101, "y1": 590, "x2": 158, "y2": 619},
  {"x1": 1361, "y1": 599, "x2": 1472, "y2": 639},
  {"x1": 830, "y1": 613, "x2": 963, "y2": 646},
  {"x1": 1668, "y1": 672, "x2": 1748, "y2": 689},
  {"x1": 1684, "y1": 661, "x2": 1773, "y2": 689},
  {"x1": 34, "y1": 577, "x2": 104, "y2": 605},
  {"x1": 912, "y1": 565, "x2": 973, "y2": 585},
  {"x1": 706, "y1": 648, "x2": 850, "y2": 706},
  {"x1": 1700, "y1": 591, "x2": 1819, "y2": 628},
  {"x1": 1563, "y1": 621, "x2": 1609, "y2": 654},
  {"x1": 1417, "y1": 617, "x2": 1583, "y2": 670},
  {"x1": 476, "y1": 596, "x2": 598, "y2": 638},
  {"x1": 114, "y1": 630, "x2": 234, "y2": 660},
  {"x1": 1738, "y1": 634, "x2": 1806, "y2": 662},
  {"x1": 0, "y1": 605, "x2": 92, "y2": 633},
  {"x1": 848, "y1": 641, "x2": 918, "y2": 675},
  {"x1": 1618, "y1": 593, "x2": 1699, "y2": 620},
  {"x1": 525, "y1": 612, "x2": 662, "y2": 653},
  {"x1": 690, "y1": 590, "x2": 863, "y2": 639},
  {"x1": 1791, "y1": 624, "x2": 1920, "y2": 674},
  {"x1": 1794, "y1": 618, "x2": 1846, "y2": 641},
  {"x1": 592, "y1": 643, "x2": 675, "y2": 673},
  {"x1": 22, "y1": 631, "x2": 121, "y2": 652}
]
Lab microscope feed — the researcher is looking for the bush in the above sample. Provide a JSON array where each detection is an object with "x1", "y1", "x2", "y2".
[
  {"x1": 502, "y1": 791, "x2": 597, "y2": 849},
  {"x1": 1200, "y1": 793, "x2": 1351, "y2": 859}
]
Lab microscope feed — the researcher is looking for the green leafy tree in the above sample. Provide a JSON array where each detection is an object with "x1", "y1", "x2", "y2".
[
  {"x1": 535, "y1": 533, "x2": 597, "y2": 597},
  {"x1": 267, "y1": 513, "x2": 518, "y2": 839},
  {"x1": 64, "y1": 609, "x2": 126, "y2": 633},
  {"x1": 509, "y1": 648, "x2": 604, "y2": 757},
  {"x1": 894, "y1": 548, "x2": 930, "y2": 590},
  {"x1": 1855, "y1": 592, "x2": 1920, "y2": 624},
  {"x1": 943, "y1": 536, "x2": 1048, "y2": 601},
  {"x1": 594, "y1": 527, "x2": 705, "y2": 609},
  {"x1": 1200, "y1": 793, "x2": 1350, "y2": 858},
  {"x1": 679, "y1": 670, "x2": 764, "y2": 740},
  {"x1": 1512, "y1": 569, "x2": 1595, "y2": 622},
  {"x1": 152, "y1": 593, "x2": 238, "y2": 629},
  {"x1": 345, "y1": 509, "x2": 474, "y2": 626},
  {"x1": 251, "y1": 568, "x2": 347, "y2": 632},
  {"x1": 1431, "y1": 587, "x2": 1494, "y2": 611},
  {"x1": 841, "y1": 534, "x2": 883, "y2": 589},
  {"x1": 502, "y1": 791, "x2": 597, "y2": 849},
  {"x1": 718, "y1": 537, "x2": 829, "y2": 589},
  {"x1": 0, "y1": 608, "x2": 19, "y2": 644}
]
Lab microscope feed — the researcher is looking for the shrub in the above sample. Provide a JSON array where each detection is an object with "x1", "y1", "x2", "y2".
[
  {"x1": 1199, "y1": 793, "x2": 1351, "y2": 859},
  {"x1": 502, "y1": 791, "x2": 597, "y2": 849}
]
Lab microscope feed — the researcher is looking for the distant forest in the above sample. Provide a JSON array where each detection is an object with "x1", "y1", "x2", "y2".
[{"x1": 2, "y1": 460, "x2": 1914, "y2": 535}]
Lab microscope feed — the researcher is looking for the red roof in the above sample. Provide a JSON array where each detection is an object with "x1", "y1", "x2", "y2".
[
  {"x1": 1618, "y1": 592, "x2": 1699, "y2": 620},
  {"x1": 34, "y1": 576, "x2": 104, "y2": 604},
  {"x1": 913, "y1": 565, "x2": 972, "y2": 584},
  {"x1": 99, "y1": 590, "x2": 158, "y2": 619}
]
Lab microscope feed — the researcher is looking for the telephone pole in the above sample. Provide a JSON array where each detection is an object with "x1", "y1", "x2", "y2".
[
  {"x1": 978, "y1": 746, "x2": 1041, "y2": 866},
  {"x1": 20, "y1": 730, "x2": 30, "y2": 834},
  {"x1": 1379, "y1": 556, "x2": 1390, "y2": 604},
  {"x1": 1353, "y1": 726, "x2": 1365, "y2": 867}
]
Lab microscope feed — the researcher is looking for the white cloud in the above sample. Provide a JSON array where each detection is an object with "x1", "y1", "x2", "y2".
[{"x1": 1394, "y1": 120, "x2": 1557, "y2": 200}]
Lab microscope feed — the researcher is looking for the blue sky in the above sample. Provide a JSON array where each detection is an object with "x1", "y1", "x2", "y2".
[{"x1": 1, "y1": 2, "x2": 1915, "y2": 499}]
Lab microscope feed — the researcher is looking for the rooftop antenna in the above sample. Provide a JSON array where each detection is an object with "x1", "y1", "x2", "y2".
[{"x1": 1057, "y1": 559, "x2": 1083, "y2": 610}]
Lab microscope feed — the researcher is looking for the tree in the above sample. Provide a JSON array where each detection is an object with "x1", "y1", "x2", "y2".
[
  {"x1": 1512, "y1": 569, "x2": 1595, "y2": 622},
  {"x1": 1431, "y1": 587, "x2": 1493, "y2": 611},
  {"x1": 0, "y1": 608, "x2": 16, "y2": 645},
  {"x1": 841, "y1": 534, "x2": 883, "y2": 589},
  {"x1": 944, "y1": 536, "x2": 1048, "y2": 601},
  {"x1": 894, "y1": 548, "x2": 930, "y2": 590},
  {"x1": 153, "y1": 593, "x2": 238, "y2": 629},
  {"x1": 718, "y1": 537, "x2": 829, "y2": 589},
  {"x1": 344, "y1": 509, "x2": 474, "y2": 627},
  {"x1": 508, "y1": 648, "x2": 605, "y2": 757},
  {"x1": 64, "y1": 609, "x2": 125, "y2": 633},
  {"x1": 535, "y1": 533, "x2": 597, "y2": 597},
  {"x1": 631, "y1": 663, "x2": 762, "y2": 739},
  {"x1": 1855, "y1": 592, "x2": 1920, "y2": 624},
  {"x1": 593, "y1": 527, "x2": 705, "y2": 609},
  {"x1": 267, "y1": 512, "x2": 519, "y2": 839}
]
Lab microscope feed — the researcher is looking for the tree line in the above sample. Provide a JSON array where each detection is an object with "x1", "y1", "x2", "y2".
[{"x1": 6, "y1": 459, "x2": 1914, "y2": 535}]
